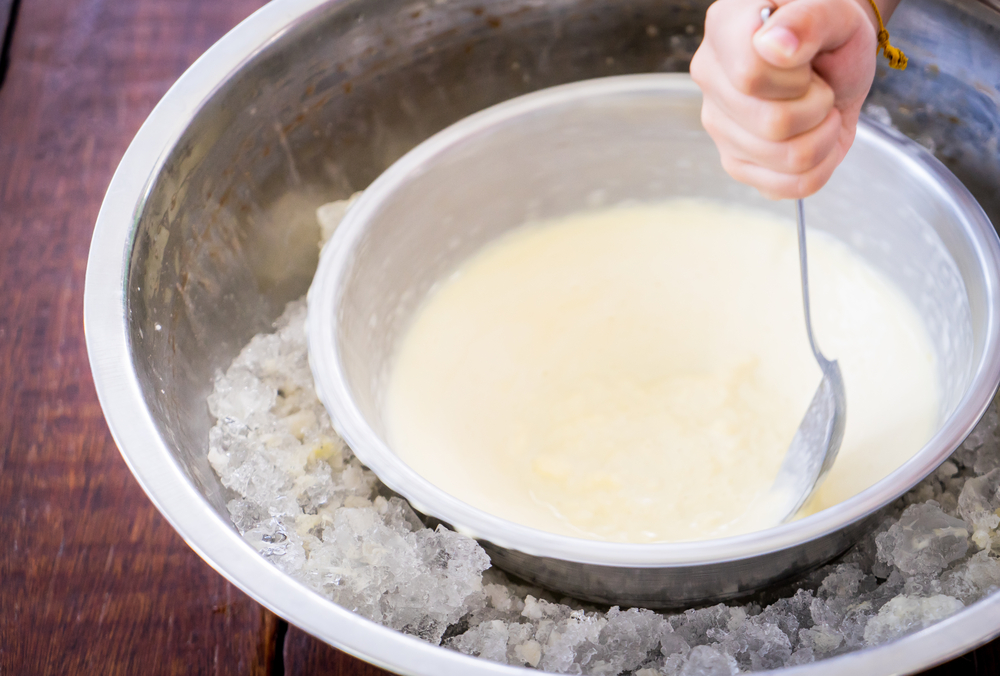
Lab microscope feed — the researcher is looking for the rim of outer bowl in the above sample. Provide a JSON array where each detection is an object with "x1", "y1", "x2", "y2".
[
  {"x1": 81, "y1": 0, "x2": 1000, "y2": 673},
  {"x1": 308, "y1": 73, "x2": 1000, "y2": 567}
]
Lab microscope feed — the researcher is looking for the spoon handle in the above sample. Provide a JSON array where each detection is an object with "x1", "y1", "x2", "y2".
[{"x1": 796, "y1": 198, "x2": 825, "y2": 365}]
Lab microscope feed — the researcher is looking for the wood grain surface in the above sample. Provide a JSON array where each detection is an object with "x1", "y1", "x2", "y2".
[{"x1": 0, "y1": 0, "x2": 996, "y2": 674}]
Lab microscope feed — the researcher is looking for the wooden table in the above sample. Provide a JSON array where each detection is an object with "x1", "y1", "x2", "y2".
[{"x1": 0, "y1": 0, "x2": 996, "y2": 673}]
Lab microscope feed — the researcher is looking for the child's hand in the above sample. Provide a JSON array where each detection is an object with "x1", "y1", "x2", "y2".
[{"x1": 690, "y1": 0, "x2": 885, "y2": 199}]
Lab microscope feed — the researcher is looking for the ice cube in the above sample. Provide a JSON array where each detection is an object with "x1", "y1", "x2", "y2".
[
  {"x1": 876, "y1": 502, "x2": 970, "y2": 575},
  {"x1": 862, "y1": 595, "x2": 963, "y2": 646}
]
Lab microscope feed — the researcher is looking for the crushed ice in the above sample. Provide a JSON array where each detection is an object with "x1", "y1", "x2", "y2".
[{"x1": 206, "y1": 198, "x2": 1000, "y2": 674}]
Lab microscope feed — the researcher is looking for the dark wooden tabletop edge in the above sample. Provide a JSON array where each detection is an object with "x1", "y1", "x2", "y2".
[{"x1": 0, "y1": 0, "x2": 20, "y2": 89}]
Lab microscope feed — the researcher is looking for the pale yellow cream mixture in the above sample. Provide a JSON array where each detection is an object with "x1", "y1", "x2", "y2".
[{"x1": 384, "y1": 200, "x2": 940, "y2": 543}]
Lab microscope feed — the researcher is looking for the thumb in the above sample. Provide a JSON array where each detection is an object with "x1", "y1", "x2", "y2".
[{"x1": 753, "y1": 0, "x2": 866, "y2": 68}]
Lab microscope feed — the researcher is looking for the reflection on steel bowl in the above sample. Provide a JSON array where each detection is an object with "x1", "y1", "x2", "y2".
[
  {"x1": 85, "y1": 0, "x2": 1000, "y2": 673},
  {"x1": 308, "y1": 74, "x2": 1000, "y2": 607}
]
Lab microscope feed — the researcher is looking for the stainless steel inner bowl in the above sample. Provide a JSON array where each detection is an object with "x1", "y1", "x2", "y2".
[
  {"x1": 308, "y1": 74, "x2": 1000, "y2": 608},
  {"x1": 85, "y1": 0, "x2": 1000, "y2": 672}
]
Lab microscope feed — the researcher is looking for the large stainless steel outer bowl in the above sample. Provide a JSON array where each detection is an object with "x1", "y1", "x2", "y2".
[
  {"x1": 307, "y1": 73, "x2": 1000, "y2": 608},
  {"x1": 84, "y1": 0, "x2": 1000, "y2": 673}
]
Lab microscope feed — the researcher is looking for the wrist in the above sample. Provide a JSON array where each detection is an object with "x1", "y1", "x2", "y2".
[{"x1": 853, "y1": 0, "x2": 903, "y2": 34}]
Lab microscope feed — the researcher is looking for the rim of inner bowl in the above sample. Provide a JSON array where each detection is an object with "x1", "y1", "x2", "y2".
[
  {"x1": 84, "y1": 0, "x2": 1000, "y2": 672},
  {"x1": 308, "y1": 73, "x2": 1000, "y2": 567}
]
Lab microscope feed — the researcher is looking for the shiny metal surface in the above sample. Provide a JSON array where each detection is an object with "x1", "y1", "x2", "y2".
[
  {"x1": 84, "y1": 0, "x2": 1000, "y2": 672},
  {"x1": 308, "y1": 74, "x2": 998, "y2": 607},
  {"x1": 759, "y1": 0, "x2": 848, "y2": 518},
  {"x1": 768, "y1": 200, "x2": 847, "y2": 524}
]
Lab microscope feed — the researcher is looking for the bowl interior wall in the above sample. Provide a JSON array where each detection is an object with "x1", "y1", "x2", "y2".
[
  {"x1": 336, "y1": 84, "x2": 974, "y2": 448},
  {"x1": 127, "y1": 0, "x2": 711, "y2": 516}
]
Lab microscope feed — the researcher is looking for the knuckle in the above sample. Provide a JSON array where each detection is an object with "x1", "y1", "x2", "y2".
[
  {"x1": 700, "y1": 104, "x2": 720, "y2": 136},
  {"x1": 719, "y1": 155, "x2": 744, "y2": 180},
  {"x1": 818, "y1": 81, "x2": 836, "y2": 108},
  {"x1": 704, "y1": 2, "x2": 722, "y2": 28},
  {"x1": 796, "y1": 168, "x2": 832, "y2": 198},
  {"x1": 760, "y1": 106, "x2": 793, "y2": 141},
  {"x1": 760, "y1": 186, "x2": 789, "y2": 201},
  {"x1": 731, "y1": 61, "x2": 765, "y2": 96},
  {"x1": 689, "y1": 50, "x2": 707, "y2": 86},
  {"x1": 771, "y1": 181, "x2": 800, "y2": 200},
  {"x1": 785, "y1": 141, "x2": 823, "y2": 174}
]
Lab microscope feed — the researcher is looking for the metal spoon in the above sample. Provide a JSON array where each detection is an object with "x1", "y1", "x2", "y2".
[
  {"x1": 769, "y1": 199, "x2": 847, "y2": 520},
  {"x1": 732, "y1": 9, "x2": 847, "y2": 529},
  {"x1": 726, "y1": 200, "x2": 845, "y2": 530}
]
